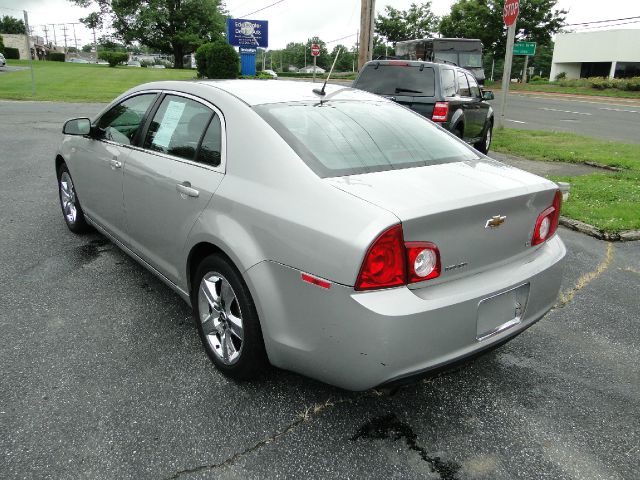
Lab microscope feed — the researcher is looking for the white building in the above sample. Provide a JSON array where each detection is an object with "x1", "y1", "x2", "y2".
[{"x1": 550, "y1": 29, "x2": 640, "y2": 80}]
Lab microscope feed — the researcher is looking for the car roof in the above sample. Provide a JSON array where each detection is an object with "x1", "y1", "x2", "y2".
[{"x1": 193, "y1": 79, "x2": 381, "y2": 106}]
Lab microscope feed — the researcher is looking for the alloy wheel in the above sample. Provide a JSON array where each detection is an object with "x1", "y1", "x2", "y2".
[
  {"x1": 198, "y1": 272, "x2": 244, "y2": 365},
  {"x1": 59, "y1": 172, "x2": 78, "y2": 224}
]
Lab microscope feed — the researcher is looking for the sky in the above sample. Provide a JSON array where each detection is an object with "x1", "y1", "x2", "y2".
[{"x1": 1, "y1": 0, "x2": 638, "y2": 51}]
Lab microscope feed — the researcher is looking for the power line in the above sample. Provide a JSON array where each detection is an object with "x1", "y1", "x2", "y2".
[
  {"x1": 564, "y1": 15, "x2": 640, "y2": 26},
  {"x1": 572, "y1": 19, "x2": 640, "y2": 30},
  {"x1": 326, "y1": 32, "x2": 358, "y2": 45},
  {"x1": 240, "y1": 0, "x2": 285, "y2": 17}
]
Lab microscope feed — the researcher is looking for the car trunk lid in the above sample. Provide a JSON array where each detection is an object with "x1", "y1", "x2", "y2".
[{"x1": 326, "y1": 158, "x2": 558, "y2": 284}]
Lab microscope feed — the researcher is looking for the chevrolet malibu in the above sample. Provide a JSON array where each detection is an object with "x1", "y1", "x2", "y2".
[{"x1": 55, "y1": 80, "x2": 565, "y2": 390}]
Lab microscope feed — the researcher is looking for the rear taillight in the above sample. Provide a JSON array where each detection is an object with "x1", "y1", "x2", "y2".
[
  {"x1": 532, "y1": 190, "x2": 562, "y2": 246},
  {"x1": 432, "y1": 101, "x2": 449, "y2": 122},
  {"x1": 355, "y1": 225, "x2": 441, "y2": 291}
]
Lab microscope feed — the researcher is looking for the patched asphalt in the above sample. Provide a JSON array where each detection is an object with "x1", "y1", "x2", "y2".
[{"x1": 1, "y1": 101, "x2": 638, "y2": 480}]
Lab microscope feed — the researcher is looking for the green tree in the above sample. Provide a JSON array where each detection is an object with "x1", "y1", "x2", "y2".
[
  {"x1": 439, "y1": 0, "x2": 566, "y2": 59},
  {"x1": 71, "y1": 0, "x2": 226, "y2": 69},
  {"x1": 0, "y1": 34, "x2": 4, "y2": 53},
  {"x1": 375, "y1": 2, "x2": 438, "y2": 44},
  {"x1": 331, "y1": 44, "x2": 355, "y2": 72},
  {"x1": 0, "y1": 15, "x2": 27, "y2": 34},
  {"x1": 81, "y1": 43, "x2": 94, "y2": 52},
  {"x1": 195, "y1": 40, "x2": 239, "y2": 79}
]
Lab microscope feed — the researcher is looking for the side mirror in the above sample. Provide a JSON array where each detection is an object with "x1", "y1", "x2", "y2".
[
  {"x1": 482, "y1": 90, "x2": 495, "y2": 101},
  {"x1": 63, "y1": 118, "x2": 92, "y2": 136}
]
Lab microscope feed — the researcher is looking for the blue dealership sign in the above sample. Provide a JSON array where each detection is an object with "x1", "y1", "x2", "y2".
[{"x1": 227, "y1": 18, "x2": 268, "y2": 48}]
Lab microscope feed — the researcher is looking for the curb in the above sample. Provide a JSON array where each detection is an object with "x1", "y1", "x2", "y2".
[{"x1": 559, "y1": 216, "x2": 640, "y2": 242}]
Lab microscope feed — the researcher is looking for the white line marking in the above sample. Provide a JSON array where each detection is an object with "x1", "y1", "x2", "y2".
[
  {"x1": 539, "y1": 107, "x2": 592, "y2": 116},
  {"x1": 515, "y1": 94, "x2": 640, "y2": 109},
  {"x1": 506, "y1": 119, "x2": 527, "y2": 124},
  {"x1": 599, "y1": 107, "x2": 639, "y2": 113}
]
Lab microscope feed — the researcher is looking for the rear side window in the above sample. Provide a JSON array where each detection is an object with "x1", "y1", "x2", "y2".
[
  {"x1": 440, "y1": 69, "x2": 456, "y2": 97},
  {"x1": 256, "y1": 100, "x2": 478, "y2": 178},
  {"x1": 355, "y1": 65, "x2": 435, "y2": 97},
  {"x1": 197, "y1": 114, "x2": 222, "y2": 166},
  {"x1": 144, "y1": 95, "x2": 213, "y2": 161},
  {"x1": 457, "y1": 71, "x2": 470, "y2": 97},
  {"x1": 467, "y1": 73, "x2": 480, "y2": 97}
]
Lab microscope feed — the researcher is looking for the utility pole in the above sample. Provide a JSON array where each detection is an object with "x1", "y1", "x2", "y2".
[
  {"x1": 61, "y1": 24, "x2": 69, "y2": 54},
  {"x1": 72, "y1": 23, "x2": 79, "y2": 52},
  {"x1": 23, "y1": 11, "x2": 35, "y2": 96},
  {"x1": 42, "y1": 25, "x2": 49, "y2": 45},
  {"x1": 357, "y1": 0, "x2": 375, "y2": 71},
  {"x1": 51, "y1": 24, "x2": 57, "y2": 50},
  {"x1": 522, "y1": 54, "x2": 529, "y2": 83},
  {"x1": 92, "y1": 27, "x2": 97, "y2": 60},
  {"x1": 498, "y1": 21, "x2": 516, "y2": 128}
]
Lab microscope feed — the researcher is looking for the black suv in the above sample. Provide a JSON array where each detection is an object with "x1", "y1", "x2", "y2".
[{"x1": 353, "y1": 60, "x2": 495, "y2": 154}]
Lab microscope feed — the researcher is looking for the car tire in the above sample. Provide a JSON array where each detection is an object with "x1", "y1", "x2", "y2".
[
  {"x1": 57, "y1": 163, "x2": 91, "y2": 234},
  {"x1": 475, "y1": 122, "x2": 493, "y2": 154},
  {"x1": 192, "y1": 254, "x2": 268, "y2": 380}
]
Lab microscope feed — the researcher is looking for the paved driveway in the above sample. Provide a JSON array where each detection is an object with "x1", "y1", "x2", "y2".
[{"x1": 1, "y1": 101, "x2": 638, "y2": 480}]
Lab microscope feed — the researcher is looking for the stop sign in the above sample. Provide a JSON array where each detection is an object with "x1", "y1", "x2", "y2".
[
  {"x1": 311, "y1": 44, "x2": 320, "y2": 57},
  {"x1": 503, "y1": 0, "x2": 519, "y2": 26}
]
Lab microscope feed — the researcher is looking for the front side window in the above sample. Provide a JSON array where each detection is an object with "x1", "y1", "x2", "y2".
[
  {"x1": 466, "y1": 73, "x2": 480, "y2": 98},
  {"x1": 457, "y1": 71, "x2": 470, "y2": 97},
  {"x1": 256, "y1": 100, "x2": 478, "y2": 178},
  {"x1": 144, "y1": 95, "x2": 213, "y2": 161},
  {"x1": 96, "y1": 93, "x2": 156, "y2": 145}
]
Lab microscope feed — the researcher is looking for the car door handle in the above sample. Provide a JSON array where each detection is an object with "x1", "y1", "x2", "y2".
[
  {"x1": 176, "y1": 182, "x2": 199, "y2": 198},
  {"x1": 109, "y1": 158, "x2": 122, "y2": 169}
]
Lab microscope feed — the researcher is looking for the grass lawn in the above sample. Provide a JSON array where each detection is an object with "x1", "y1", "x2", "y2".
[
  {"x1": 506, "y1": 82, "x2": 640, "y2": 100},
  {"x1": 493, "y1": 129, "x2": 640, "y2": 232},
  {"x1": 0, "y1": 60, "x2": 197, "y2": 102}
]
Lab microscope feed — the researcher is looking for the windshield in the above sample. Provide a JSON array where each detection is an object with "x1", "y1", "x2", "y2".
[
  {"x1": 459, "y1": 52, "x2": 482, "y2": 68},
  {"x1": 354, "y1": 65, "x2": 435, "y2": 97},
  {"x1": 255, "y1": 100, "x2": 479, "y2": 178}
]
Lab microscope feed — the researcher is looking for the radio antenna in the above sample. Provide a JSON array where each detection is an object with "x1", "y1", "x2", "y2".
[{"x1": 313, "y1": 47, "x2": 342, "y2": 100}]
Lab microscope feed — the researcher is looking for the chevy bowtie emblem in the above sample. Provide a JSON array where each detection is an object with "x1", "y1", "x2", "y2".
[{"x1": 485, "y1": 215, "x2": 507, "y2": 228}]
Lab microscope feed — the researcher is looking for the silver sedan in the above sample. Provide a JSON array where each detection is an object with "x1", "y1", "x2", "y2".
[{"x1": 55, "y1": 80, "x2": 565, "y2": 390}]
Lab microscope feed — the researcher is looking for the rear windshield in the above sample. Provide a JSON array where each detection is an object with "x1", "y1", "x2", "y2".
[
  {"x1": 255, "y1": 100, "x2": 479, "y2": 178},
  {"x1": 354, "y1": 64, "x2": 435, "y2": 97}
]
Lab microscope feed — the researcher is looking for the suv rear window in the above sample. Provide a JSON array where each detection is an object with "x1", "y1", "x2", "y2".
[
  {"x1": 355, "y1": 64, "x2": 435, "y2": 97},
  {"x1": 255, "y1": 100, "x2": 478, "y2": 178}
]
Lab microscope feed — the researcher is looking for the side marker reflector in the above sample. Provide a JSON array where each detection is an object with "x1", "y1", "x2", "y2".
[{"x1": 301, "y1": 273, "x2": 331, "y2": 289}]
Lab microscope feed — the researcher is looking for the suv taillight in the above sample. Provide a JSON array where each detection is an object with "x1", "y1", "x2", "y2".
[
  {"x1": 432, "y1": 101, "x2": 449, "y2": 122},
  {"x1": 532, "y1": 190, "x2": 562, "y2": 246},
  {"x1": 355, "y1": 225, "x2": 441, "y2": 291}
]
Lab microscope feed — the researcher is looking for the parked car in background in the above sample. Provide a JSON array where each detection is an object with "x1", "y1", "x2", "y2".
[
  {"x1": 127, "y1": 61, "x2": 141, "y2": 67},
  {"x1": 151, "y1": 64, "x2": 166, "y2": 69},
  {"x1": 55, "y1": 80, "x2": 564, "y2": 390},
  {"x1": 66, "y1": 57, "x2": 90, "y2": 64},
  {"x1": 262, "y1": 69, "x2": 278, "y2": 79},
  {"x1": 0, "y1": 53, "x2": 6, "y2": 67},
  {"x1": 353, "y1": 60, "x2": 495, "y2": 154}
]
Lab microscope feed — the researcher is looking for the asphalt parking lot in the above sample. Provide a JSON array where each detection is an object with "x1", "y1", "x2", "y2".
[{"x1": 1, "y1": 101, "x2": 639, "y2": 480}]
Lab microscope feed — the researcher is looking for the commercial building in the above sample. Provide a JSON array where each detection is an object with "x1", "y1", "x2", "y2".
[{"x1": 549, "y1": 29, "x2": 640, "y2": 80}]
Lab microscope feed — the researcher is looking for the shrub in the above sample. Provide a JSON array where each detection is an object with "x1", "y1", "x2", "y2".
[
  {"x1": 98, "y1": 50, "x2": 129, "y2": 67},
  {"x1": 195, "y1": 41, "x2": 239, "y2": 79},
  {"x1": 555, "y1": 71, "x2": 566, "y2": 81},
  {"x1": 48, "y1": 52, "x2": 65, "y2": 62},
  {"x1": 4, "y1": 46, "x2": 19, "y2": 59}
]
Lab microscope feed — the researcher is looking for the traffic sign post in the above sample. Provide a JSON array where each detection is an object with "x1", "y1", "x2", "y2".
[
  {"x1": 498, "y1": 0, "x2": 519, "y2": 129},
  {"x1": 311, "y1": 43, "x2": 320, "y2": 83},
  {"x1": 513, "y1": 42, "x2": 536, "y2": 84}
]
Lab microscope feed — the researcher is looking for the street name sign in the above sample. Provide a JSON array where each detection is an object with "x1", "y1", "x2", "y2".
[{"x1": 513, "y1": 42, "x2": 536, "y2": 56}]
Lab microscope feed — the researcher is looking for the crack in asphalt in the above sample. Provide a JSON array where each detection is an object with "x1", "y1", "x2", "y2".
[
  {"x1": 351, "y1": 413, "x2": 460, "y2": 480},
  {"x1": 555, "y1": 242, "x2": 614, "y2": 308},
  {"x1": 166, "y1": 394, "x2": 370, "y2": 479}
]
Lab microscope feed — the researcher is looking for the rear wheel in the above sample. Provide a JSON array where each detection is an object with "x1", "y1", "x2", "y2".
[
  {"x1": 192, "y1": 255, "x2": 268, "y2": 380},
  {"x1": 452, "y1": 126, "x2": 463, "y2": 140},
  {"x1": 57, "y1": 164, "x2": 90, "y2": 234},
  {"x1": 475, "y1": 122, "x2": 492, "y2": 154}
]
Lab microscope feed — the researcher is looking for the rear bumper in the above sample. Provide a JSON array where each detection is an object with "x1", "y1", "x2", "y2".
[{"x1": 245, "y1": 235, "x2": 566, "y2": 391}]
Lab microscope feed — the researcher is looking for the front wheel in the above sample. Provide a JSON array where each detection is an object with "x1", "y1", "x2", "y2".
[
  {"x1": 475, "y1": 123, "x2": 492, "y2": 154},
  {"x1": 57, "y1": 164, "x2": 90, "y2": 234},
  {"x1": 192, "y1": 255, "x2": 268, "y2": 380}
]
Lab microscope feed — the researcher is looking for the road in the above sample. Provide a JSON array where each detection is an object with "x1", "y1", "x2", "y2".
[
  {"x1": 491, "y1": 92, "x2": 640, "y2": 144},
  {"x1": 1, "y1": 101, "x2": 639, "y2": 480}
]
